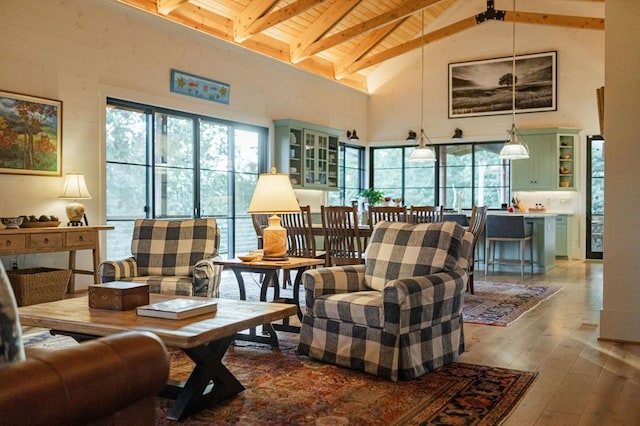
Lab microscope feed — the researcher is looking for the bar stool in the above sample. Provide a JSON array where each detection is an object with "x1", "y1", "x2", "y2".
[{"x1": 485, "y1": 215, "x2": 533, "y2": 279}]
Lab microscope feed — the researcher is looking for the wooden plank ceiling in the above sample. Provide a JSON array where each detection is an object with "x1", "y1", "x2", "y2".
[{"x1": 116, "y1": 0, "x2": 604, "y2": 93}]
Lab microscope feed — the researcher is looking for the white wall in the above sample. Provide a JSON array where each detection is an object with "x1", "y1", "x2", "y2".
[
  {"x1": 600, "y1": 0, "x2": 640, "y2": 343},
  {"x1": 0, "y1": 0, "x2": 368, "y2": 282},
  {"x1": 366, "y1": 0, "x2": 605, "y2": 260}
]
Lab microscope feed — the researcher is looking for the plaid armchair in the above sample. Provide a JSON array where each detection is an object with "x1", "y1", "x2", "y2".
[
  {"x1": 99, "y1": 219, "x2": 223, "y2": 297},
  {"x1": 298, "y1": 221, "x2": 472, "y2": 382}
]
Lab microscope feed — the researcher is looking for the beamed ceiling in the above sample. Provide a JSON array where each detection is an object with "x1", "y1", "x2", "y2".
[{"x1": 116, "y1": 0, "x2": 604, "y2": 93}]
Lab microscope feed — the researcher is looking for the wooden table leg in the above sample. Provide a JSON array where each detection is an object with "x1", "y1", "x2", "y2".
[
  {"x1": 161, "y1": 335, "x2": 245, "y2": 421},
  {"x1": 231, "y1": 269, "x2": 280, "y2": 348},
  {"x1": 68, "y1": 250, "x2": 77, "y2": 293}
]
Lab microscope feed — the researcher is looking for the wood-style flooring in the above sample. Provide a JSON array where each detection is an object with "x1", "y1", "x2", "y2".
[{"x1": 465, "y1": 260, "x2": 640, "y2": 425}]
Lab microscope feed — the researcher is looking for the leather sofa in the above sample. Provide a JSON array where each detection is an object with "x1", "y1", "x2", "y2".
[{"x1": 0, "y1": 331, "x2": 169, "y2": 426}]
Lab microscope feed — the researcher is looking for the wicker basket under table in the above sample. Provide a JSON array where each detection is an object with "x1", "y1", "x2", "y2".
[{"x1": 7, "y1": 267, "x2": 71, "y2": 306}]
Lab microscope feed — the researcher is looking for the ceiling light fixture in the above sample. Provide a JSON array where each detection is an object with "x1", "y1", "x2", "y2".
[
  {"x1": 499, "y1": 0, "x2": 529, "y2": 160},
  {"x1": 409, "y1": 10, "x2": 436, "y2": 162}
]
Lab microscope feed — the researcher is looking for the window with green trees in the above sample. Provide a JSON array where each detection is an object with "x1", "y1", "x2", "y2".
[
  {"x1": 105, "y1": 99, "x2": 267, "y2": 260},
  {"x1": 370, "y1": 143, "x2": 510, "y2": 209},
  {"x1": 327, "y1": 143, "x2": 365, "y2": 205}
]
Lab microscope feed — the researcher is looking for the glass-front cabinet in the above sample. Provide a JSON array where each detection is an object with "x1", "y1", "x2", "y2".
[{"x1": 274, "y1": 119, "x2": 340, "y2": 190}]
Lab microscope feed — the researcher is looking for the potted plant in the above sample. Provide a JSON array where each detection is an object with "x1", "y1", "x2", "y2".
[{"x1": 359, "y1": 188, "x2": 384, "y2": 206}]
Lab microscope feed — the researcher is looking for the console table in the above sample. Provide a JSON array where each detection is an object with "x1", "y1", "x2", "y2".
[{"x1": 0, "y1": 225, "x2": 114, "y2": 293}]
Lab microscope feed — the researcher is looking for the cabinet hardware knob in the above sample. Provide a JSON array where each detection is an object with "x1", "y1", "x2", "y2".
[
  {"x1": 5, "y1": 240, "x2": 11, "y2": 247},
  {"x1": 44, "y1": 238, "x2": 49, "y2": 243}
]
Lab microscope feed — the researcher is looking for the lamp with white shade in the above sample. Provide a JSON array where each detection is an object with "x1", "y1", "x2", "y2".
[
  {"x1": 499, "y1": 0, "x2": 529, "y2": 160},
  {"x1": 59, "y1": 173, "x2": 92, "y2": 226},
  {"x1": 247, "y1": 168, "x2": 300, "y2": 260},
  {"x1": 409, "y1": 10, "x2": 436, "y2": 163}
]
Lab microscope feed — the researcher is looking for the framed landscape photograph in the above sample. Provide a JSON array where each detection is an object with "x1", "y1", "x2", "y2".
[
  {"x1": 449, "y1": 51, "x2": 557, "y2": 118},
  {"x1": 0, "y1": 90, "x2": 62, "y2": 176}
]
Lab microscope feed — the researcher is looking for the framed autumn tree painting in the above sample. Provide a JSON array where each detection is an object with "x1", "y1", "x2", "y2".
[{"x1": 0, "y1": 90, "x2": 62, "y2": 176}]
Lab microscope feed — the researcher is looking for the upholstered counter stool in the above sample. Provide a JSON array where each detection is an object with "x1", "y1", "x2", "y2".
[{"x1": 485, "y1": 215, "x2": 533, "y2": 279}]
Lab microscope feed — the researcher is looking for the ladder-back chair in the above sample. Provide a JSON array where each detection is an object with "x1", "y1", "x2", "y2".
[{"x1": 321, "y1": 205, "x2": 364, "y2": 266}]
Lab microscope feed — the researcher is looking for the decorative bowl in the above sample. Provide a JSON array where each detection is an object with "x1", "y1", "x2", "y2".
[
  {"x1": 1, "y1": 217, "x2": 24, "y2": 229},
  {"x1": 560, "y1": 154, "x2": 571, "y2": 160},
  {"x1": 238, "y1": 254, "x2": 258, "y2": 262},
  {"x1": 559, "y1": 181, "x2": 570, "y2": 187}
]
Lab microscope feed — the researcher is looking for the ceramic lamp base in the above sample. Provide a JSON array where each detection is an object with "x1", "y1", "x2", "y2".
[
  {"x1": 262, "y1": 215, "x2": 287, "y2": 260},
  {"x1": 65, "y1": 202, "x2": 86, "y2": 224}
]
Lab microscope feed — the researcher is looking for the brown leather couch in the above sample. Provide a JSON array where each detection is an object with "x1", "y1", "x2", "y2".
[{"x1": 0, "y1": 331, "x2": 169, "y2": 426}]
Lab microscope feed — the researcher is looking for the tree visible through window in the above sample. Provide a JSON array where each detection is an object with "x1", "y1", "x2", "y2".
[{"x1": 105, "y1": 99, "x2": 266, "y2": 260}]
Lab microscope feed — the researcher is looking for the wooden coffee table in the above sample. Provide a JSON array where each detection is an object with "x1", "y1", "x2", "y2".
[{"x1": 18, "y1": 295, "x2": 297, "y2": 421}]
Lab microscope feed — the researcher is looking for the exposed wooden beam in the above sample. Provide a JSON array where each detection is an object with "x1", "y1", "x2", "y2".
[
  {"x1": 506, "y1": 10, "x2": 604, "y2": 30},
  {"x1": 345, "y1": 15, "x2": 478, "y2": 76},
  {"x1": 156, "y1": 0, "x2": 189, "y2": 15},
  {"x1": 233, "y1": 0, "x2": 328, "y2": 43},
  {"x1": 290, "y1": 0, "x2": 361, "y2": 64},
  {"x1": 294, "y1": 0, "x2": 449, "y2": 63},
  {"x1": 233, "y1": 0, "x2": 278, "y2": 42},
  {"x1": 335, "y1": 19, "x2": 406, "y2": 80}
]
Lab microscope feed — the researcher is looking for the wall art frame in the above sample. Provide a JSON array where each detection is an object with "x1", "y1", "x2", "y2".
[
  {"x1": 448, "y1": 51, "x2": 557, "y2": 118},
  {"x1": 170, "y1": 69, "x2": 230, "y2": 105},
  {"x1": 0, "y1": 90, "x2": 62, "y2": 176}
]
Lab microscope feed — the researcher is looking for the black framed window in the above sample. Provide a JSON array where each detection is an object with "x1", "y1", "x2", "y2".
[
  {"x1": 328, "y1": 143, "x2": 365, "y2": 205},
  {"x1": 371, "y1": 142, "x2": 509, "y2": 209},
  {"x1": 105, "y1": 98, "x2": 267, "y2": 260}
]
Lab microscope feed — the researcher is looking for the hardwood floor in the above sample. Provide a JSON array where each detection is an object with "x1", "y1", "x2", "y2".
[{"x1": 462, "y1": 259, "x2": 640, "y2": 425}]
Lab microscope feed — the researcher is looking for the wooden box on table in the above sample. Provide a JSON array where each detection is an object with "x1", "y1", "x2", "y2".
[{"x1": 88, "y1": 282, "x2": 149, "y2": 310}]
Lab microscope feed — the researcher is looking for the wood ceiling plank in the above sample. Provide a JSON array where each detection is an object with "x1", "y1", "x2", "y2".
[
  {"x1": 293, "y1": 0, "x2": 450, "y2": 63},
  {"x1": 344, "y1": 15, "x2": 478, "y2": 76},
  {"x1": 234, "y1": 0, "x2": 326, "y2": 43},
  {"x1": 334, "y1": 19, "x2": 406, "y2": 80},
  {"x1": 290, "y1": 0, "x2": 361, "y2": 64},
  {"x1": 157, "y1": 0, "x2": 190, "y2": 15},
  {"x1": 233, "y1": 0, "x2": 278, "y2": 42}
]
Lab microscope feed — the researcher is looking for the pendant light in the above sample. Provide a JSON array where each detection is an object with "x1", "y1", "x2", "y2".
[
  {"x1": 409, "y1": 10, "x2": 436, "y2": 162},
  {"x1": 499, "y1": 0, "x2": 529, "y2": 160}
]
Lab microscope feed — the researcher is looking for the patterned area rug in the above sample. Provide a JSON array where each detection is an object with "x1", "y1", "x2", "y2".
[
  {"x1": 463, "y1": 281, "x2": 561, "y2": 326},
  {"x1": 23, "y1": 332, "x2": 536, "y2": 425}
]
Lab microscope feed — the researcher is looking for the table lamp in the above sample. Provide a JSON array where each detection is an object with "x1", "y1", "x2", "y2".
[
  {"x1": 247, "y1": 168, "x2": 300, "y2": 260},
  {"x1": 59, "y1": 172, "x2": 92, "y2": 226}
]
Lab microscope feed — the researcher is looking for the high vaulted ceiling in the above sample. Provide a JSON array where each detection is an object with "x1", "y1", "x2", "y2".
[{"x1": 116, "y1": 0, "x2": 604, "y2": 93}]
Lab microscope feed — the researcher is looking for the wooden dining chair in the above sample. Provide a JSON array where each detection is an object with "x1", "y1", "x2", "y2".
[
  {"x1": 320, "y1": 205, "x2": 364, "y2": 266},
  {"x1": 466, "y1": 206, "x2": 487, "y2": 294},
  {"x1": 368, "y1": 206, "x2": 407, "y2": 230},
  {"x1": 251, "y1": 213, "x2": 271, "y2": 249},
  {"x1": 280, "y1": 206, "x2": 325, "y2": 287},
  {"x1": 408, "y1": 205, "x2": 444, "y2": 223}
]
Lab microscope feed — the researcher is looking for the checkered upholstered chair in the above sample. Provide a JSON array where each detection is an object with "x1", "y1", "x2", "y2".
[
  {"x1": 298, "y1": 221, "x2": 472, "y2": 382},
  {"x1": 99, "y1": 218, "x2": 223, "y2": 297}
]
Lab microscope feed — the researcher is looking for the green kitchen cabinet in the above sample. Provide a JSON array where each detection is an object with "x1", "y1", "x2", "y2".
[
  {"x1": 512, "y1": 128, "x2": 581, "y2": 191},
  {"x1": 274, "y1": 119, "x2": 340, "y2": 191}
]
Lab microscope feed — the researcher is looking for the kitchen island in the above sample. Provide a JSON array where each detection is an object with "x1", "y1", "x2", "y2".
[{"x1": 478, "y1": 213, "x2": 557, "y2": 274}]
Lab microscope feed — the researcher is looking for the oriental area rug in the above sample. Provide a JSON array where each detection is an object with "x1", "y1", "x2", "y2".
[
  {"x1": 463, "y1": 281, "x2": 561, "y2": 327},
  {"x1": 24, "y1": 332, "x2": 536, "y2": 425}
]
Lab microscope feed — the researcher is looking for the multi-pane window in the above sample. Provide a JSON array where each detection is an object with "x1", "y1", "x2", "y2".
[
  {"x1": 371, "y1": 142, "x2": 509, "y2": 209},
  {"x1": 327, "y1": 143, "x2": 365, "y2": 205},
  {"x1": 105, "y1": 99, "x2": 267, "y2": 260}
]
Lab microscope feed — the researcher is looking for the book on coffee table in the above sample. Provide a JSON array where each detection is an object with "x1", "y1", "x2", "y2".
[{"x1": 136, "y1": 298, "x2": 218, "y2": 320}]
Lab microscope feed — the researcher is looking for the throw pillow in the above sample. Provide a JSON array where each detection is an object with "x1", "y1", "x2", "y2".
[
  {"x1": 364, "y1": 221, "x2": 465, "y2": 291},
  {"x1": 0, "y1": 264, "x2": 25, "y2": 365}
]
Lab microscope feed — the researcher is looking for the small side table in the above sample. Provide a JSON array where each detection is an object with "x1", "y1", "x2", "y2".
[{"x1": 214, "y1": 257, "x2": 324, "y2": 347}]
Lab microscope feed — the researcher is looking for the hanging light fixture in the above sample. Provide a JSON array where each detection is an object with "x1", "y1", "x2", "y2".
[
  {"x1": 409, "y1": 10, "x2": 436, "y2": 162},
  {"x1": 499, "y1": 0, "x2": 529, "y2": 160}
]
